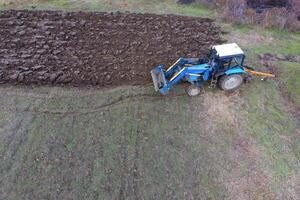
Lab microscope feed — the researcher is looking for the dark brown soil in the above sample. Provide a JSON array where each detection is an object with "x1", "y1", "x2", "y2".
[
  {"x1": 247, "y1": 0, "x2": 291, "y2": 9},
  {"x1": 0, "y1": 10, "x2": 224, "y2": 87},
  {"x1": 177, "y1": 0, "x2": 195, "y2": 4}
]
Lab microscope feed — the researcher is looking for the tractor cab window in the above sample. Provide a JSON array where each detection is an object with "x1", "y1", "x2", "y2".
[
  {"x1": 220, "y1": 58, "x2": 231, "y2": 68},
  {"x1": 219, "y1": 56, "x2": 244, "y2": 69},
  {"x1": 229, "y1": 56, "x2": 243, "y2": 68}
]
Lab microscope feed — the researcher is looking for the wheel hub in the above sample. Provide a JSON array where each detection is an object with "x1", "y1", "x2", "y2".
[
  {"x1": 189, "y1": 88, "x2": 200, "y2": 96},
  {"x1": 224, "y1": 76, "x2": 242, "y2": 90}
]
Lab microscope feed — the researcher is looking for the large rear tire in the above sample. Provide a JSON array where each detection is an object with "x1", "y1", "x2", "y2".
[
  {"x1": 186, "y1": 84, "x2": 202, "y2": 97},
  {"x1": 218, "y1": 74, "x2": 243, "y2": 91}
]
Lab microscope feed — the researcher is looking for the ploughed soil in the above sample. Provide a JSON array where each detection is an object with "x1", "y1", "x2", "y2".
[{"x1": 0, "y1": 10, "x2": 224, "y2": 86}]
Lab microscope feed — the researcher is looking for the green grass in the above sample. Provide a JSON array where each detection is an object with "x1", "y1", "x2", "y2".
[
  {"x1": 228, "y1": 23, "x2": 300, "y2": 108},
  {"x1": 1, "y1": 0, "x2": 215, "y2": 18},
  {"x1": 0, "y1": 85, "x2": 231, "y2": 199},
  {"x1": 240, "y1": 78, "x2": 298, "y2": 191},
  {"x1": 221, "y1": 21, "x2": 300, "y2": 197},
  {"x1": 231, "y1": 23, "x2": 253, "y2": 34},
  {"x1": 160, "y1": 1, "x2": 214, "y2": 17},
  {"x1": 21, "y1": 0, "x2": 72, "y2": 10},
  {"x1": 233, "y1": 25, "x2": 300, "y2": 55},
  {"x1": 1, "y1": 83, "x2": 296, "y2": 199},
  {"x1": 0, "y1": 3, "x2": 6, "y2": 10},
  {"x1": 276, "y1": 61, "x2": 300, "y2": 107}
]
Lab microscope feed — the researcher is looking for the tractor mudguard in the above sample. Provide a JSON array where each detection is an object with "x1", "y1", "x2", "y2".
[
  {"x1": 225, "y1": 67, "x2": 246, "y2": 76},
  {"x1": 203, "y1": 69, "x2": 210, "y2": 81}
]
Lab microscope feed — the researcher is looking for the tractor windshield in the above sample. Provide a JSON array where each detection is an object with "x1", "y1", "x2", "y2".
[
  {"x1": 230, "y1": 56, "x2": 244, "y2": 67},
  {"x1": 220, "y1": 55, "x2": 245, "y2": 68}
]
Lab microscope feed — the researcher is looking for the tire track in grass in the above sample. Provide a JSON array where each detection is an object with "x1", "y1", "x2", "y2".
[
  {"x1": 0, "y1": 114, "x2": 35, "y2": 181},
  {"x1": 132, "y1": 102, "x2": 143, "y2": 200},
  {"x1": 0, "y1": 93, "x2": 187, "y2": 116},
  {"x1": 118, "y1": 136, "x2": 128, "y2": 200}
]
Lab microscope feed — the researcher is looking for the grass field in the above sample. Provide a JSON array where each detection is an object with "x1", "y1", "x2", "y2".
[
  {"x1": 0, "y1": 0, "x2": 300, "y2": 199},
  {"x1": 1, "y1": 0, "x2": 215, "y2": 17}
]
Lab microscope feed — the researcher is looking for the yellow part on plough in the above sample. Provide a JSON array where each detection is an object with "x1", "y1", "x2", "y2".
[
  {"x1": 169, "y1": 67, "x2": 186, "y2": 82},
  {"x1": 166, "y1": 58, "x2": 181, "y2": 72},
  {"x1": 243, "y1": 67, "x2": 275, "y2": 78}
]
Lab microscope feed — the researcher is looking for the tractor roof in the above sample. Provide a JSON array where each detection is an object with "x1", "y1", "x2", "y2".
[{"x1": 212, "y1": 43, "x2": 244, "y2": 58}]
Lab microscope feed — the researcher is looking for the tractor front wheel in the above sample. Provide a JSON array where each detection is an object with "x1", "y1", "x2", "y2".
[
  {"x1": 219, "y1": 74, "x2": 243, "y2": 92},
  {"x1": 186, "y1": 84, "x2": 202, "y2": 97}
]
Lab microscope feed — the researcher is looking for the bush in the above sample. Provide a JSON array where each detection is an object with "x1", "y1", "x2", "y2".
[
  {"x1": 188, "y1": 0, "x2": 300, "y2": 31},
  {"x1": 218, "y1": 0, "x2": 300, "y2": 32},
  {"x1": 220, "y1": 0, "x2": 247, "y2": 22}
]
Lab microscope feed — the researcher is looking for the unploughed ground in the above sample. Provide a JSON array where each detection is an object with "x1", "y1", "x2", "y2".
[
  {"x1": 0, "y1": 82, "x2": 299, "y2": 200},
  {"x1": 0, "y1": 10, "x2": 223, "y2": 86}
]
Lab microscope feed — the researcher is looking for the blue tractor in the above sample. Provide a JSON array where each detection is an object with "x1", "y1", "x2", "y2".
[{"x1": 151, "y1": 43, "x2": 275, "y2": 96}]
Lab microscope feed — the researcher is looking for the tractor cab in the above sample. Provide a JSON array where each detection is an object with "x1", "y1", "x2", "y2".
[{"x1": 209, "y1": 43, "x2": 245, "y2": 73}]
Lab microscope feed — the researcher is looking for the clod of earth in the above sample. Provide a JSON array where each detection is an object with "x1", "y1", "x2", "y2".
[{"x1": 0, "y1": 10, "x2": 225, "y2": 87}]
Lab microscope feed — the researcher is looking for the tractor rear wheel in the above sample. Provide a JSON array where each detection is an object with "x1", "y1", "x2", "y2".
[
  {"x1": 219, "y1": 74, "x2": 243, "y2": 91},
  {"x1": 186, "y1": 84, "x2": 202, "y2": 97}
]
